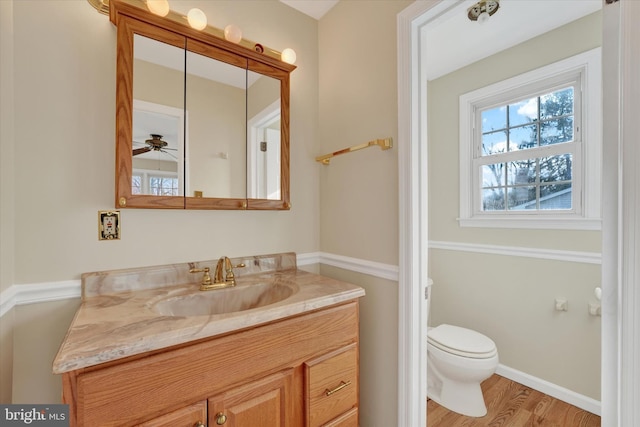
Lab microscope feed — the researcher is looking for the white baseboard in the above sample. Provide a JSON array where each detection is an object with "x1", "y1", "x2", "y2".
[{"x1": 496, "y1": 364, "x2": 601, "y2": 416}]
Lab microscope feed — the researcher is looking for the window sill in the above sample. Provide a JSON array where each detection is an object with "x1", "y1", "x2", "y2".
[{"x1": 458, "y1": 216, "x2": 602, "y2": 230}]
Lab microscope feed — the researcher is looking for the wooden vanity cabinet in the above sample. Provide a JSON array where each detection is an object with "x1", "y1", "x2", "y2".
[{"x1": 62, "y1": 301, "x2": 360, "y2": 427}]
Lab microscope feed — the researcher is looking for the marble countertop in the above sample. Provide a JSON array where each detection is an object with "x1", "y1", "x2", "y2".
[{"x1": 52, "y1": 253, "x2": 365, "y2": 374}]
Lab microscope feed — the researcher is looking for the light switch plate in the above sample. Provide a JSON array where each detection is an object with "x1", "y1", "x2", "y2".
[{"x1": 98, "y1": 210, "x2": 121, "y2": 240}]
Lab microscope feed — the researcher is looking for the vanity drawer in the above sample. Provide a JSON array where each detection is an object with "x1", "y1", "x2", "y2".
[
  {"x1": 323, "y1": 408, "x2": 358, "y2": 427},
  {"x1": 305, "y1": 343, "x2": 358, "y2": 427}
]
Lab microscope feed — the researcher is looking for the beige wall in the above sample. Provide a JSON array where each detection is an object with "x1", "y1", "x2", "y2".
[
  {"x1": 320, "y1": 265, "x2": 399, "y2": 427},
  {"x1": 318, "y1": 1, "x2": 411, "y2": 424},
  {"x1": 10, "y1": 0, "x2": 319, "y2": 284},
  {"x1": 1, "y1": 0, "x2": 319, "y2": 403},
  {"x1": 428, "y1": 12, "x2": 602, "y2": 399},
  {"x1": 319, "y1": 0, "x2": 411, "y2": 266},
  {"x1": 12, "y1": 300, "x2": 80, "y2": 403}
]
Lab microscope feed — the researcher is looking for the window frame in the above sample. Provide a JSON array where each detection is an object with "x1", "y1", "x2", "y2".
[
  {"x1": 132, "y1": 169, "x2": 180, "y2": 196},
  {"x1": 458, "y1": 48, "x2": 602, "y2": 230}
]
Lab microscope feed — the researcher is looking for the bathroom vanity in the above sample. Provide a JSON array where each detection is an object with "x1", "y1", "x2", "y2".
[{"x1": 53, "y1": 253, "x2": 364, "y2": 427}]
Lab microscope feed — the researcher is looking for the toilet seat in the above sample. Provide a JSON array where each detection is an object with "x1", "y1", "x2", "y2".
[{"x1": 428, "y1": 324, "x2": 497, "y2": 359}]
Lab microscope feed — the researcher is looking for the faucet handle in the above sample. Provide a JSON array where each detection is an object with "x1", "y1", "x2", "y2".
[
  {"x1": 224, "y1": 262, "x2": 246, "y2": 286},
  {"x1": 189, "y1": 267, "x2": 212, "y2": 286}
]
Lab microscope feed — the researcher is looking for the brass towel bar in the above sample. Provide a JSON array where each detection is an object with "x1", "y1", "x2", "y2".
[{"x1": 315, "y1": 138, "x2": 393, "y2": 165}]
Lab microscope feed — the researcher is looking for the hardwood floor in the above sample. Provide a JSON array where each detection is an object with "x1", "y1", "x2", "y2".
[{"x1": 427, "y1": 374, "x2": 601, "y2": 427}]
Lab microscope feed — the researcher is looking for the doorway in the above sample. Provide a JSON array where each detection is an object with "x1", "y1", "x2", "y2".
[{"x1": 397, "y1": 1, "x2": 639, "y2": 426}]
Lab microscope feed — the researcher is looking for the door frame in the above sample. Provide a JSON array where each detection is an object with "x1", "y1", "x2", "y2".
[{"x1": 396, "y1": 1, "x2": 640, "y2": 426}]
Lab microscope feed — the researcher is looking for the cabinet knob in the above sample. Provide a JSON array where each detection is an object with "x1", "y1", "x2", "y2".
[
  {"x1": 194, "y1": 422, "x2": 205, "y2": 427},
  {"x1": 215, "y1": 412, "x2": 227, "y2": 425}
]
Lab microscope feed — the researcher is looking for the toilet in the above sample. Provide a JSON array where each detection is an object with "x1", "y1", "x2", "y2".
[{"x1": 426, "y1": 279, "x2": 499, "y2": 417}]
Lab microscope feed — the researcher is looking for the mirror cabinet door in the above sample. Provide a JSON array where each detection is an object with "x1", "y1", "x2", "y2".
[
  {"x1": 116, "y1": 16, "x2": 186, "y2": 208},
  {"x1": 184, "y1": 39, "x2": 248, "y2": 209},
  {"x1": 132, "y1": 34, "x2": 186, "y2": 197},
  {"x1": 247, "y1": 70, "x2": 282, "y2": 201},
  {"x1": 247, "y1": 60, "x2": 290, "y2": 209}
]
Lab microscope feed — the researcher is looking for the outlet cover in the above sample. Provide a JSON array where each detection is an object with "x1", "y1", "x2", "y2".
[{"x1": 98, "y1": 210, "x2": 120, "y2": 240}]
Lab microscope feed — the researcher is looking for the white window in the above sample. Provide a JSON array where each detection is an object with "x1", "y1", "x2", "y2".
[
  {"x1": 458, "y1": 48, "x2": 601, "y2": 230},
  {"x1": 132, "y1": 170, "x2": 180, "y2": 196}
]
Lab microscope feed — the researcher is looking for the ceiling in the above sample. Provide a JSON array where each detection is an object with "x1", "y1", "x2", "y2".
[
  {"x1": 424, "y1": 0, "x2": 602, "y2": 80},
  {"x1": 279, "y1": 0, "x2": 339, "y2": 20},
  {"x1": 277, "y1": 0, "x2": 601, "y2": 80}
]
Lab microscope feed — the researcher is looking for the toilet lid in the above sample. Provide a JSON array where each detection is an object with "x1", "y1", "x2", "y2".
[{"x1": 428, "y1": 324, "x2": 497, "y2": 359}]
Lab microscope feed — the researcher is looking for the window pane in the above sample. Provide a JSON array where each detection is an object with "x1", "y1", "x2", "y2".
[
  {"x1": 149, "y1": 176, "x2": 179, "y2": 196},
  {"x1": 132, "y1": 175, "x2": 142, "y2": 194},
  {"x1": 507, "y1": 186, "x2": 536, "y2": 210},
  {"x1": 481, "y1": 107, "x2": 506, "y2": 133},
  {"x1": 509, "y1": 124, "x2": 537, "y2": 151},
  {"x1": 540, "y1": 87, "x2": 573, "y2": 120},
  {"x1": 482, "y1": 130, "x2": 507, "y2": 155},
  {"x1": 482, "y1": 163, "x2": 504, "y2": 187},
  {"x1": 482, "y1": 188, "x2": 505, "y2": 211},
  {"x1": 540, "y1": 117, "x2": 574, "y2": 146},
  {"x1": 507, "y1": 159, "x2": 535, "y2": 186},
  {"x1": 509, "y1": 98, "x2": 537, "y2": 127},
  {"x1": 540, "y1": 183, "x2": 572, "y2": 210},
  {"x1": 540, "y1": 154, "x2": 572, "y2": 183}
]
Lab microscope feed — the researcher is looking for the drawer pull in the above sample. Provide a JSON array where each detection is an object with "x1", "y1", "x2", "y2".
[
  {"x1": 324, "y1": 380, "x2": 351, "y2": 396},
  {"x1": 194, "y1": 422, "x2": 205, "y2": 427}
]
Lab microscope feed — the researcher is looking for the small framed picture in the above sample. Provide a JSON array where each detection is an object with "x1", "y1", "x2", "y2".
[{"x1": 98, "y1": 211, "x2": 121, "y2": 240}]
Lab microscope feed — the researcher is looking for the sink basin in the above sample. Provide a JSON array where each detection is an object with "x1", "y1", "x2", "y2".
[{"x1": 152, "y1": 282, "x2": 298, "y2": 317}]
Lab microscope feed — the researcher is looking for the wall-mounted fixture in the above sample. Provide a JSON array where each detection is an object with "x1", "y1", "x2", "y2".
[
  {"x1": 315, "y1": 138, "x2": 393, "y2": 165},
  {"x1": 110, "y1": 0, "x2": 296, "y2": 210},
  {"x1": 85, "y1": 0, "x2": 296, "y2": 64},
  {"x1": 467, "y1": 0, "x2": 500, "y2": 24},
  {"x1": 554, "y1": 297, "x2": 568, "y2": 312},
  {"x1": 589, "y1": 287, "x2": 602, "y2": 316}
]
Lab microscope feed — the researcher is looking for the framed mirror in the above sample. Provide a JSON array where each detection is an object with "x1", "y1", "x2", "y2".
[{"x1": 111, "y1": 0, "x2": 294, "y2": 210}]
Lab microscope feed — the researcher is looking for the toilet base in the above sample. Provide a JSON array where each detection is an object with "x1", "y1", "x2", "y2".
[{"x1": 427, "y1": 378, "x2": 487, "y2": 417}]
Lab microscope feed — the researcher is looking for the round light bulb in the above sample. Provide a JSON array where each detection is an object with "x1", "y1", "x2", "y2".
[
  {"x1": 146, "y1": 0, "x2": 169, "y2": 17},
  {"x1": 224, "y1": 24, "x2": 243, "y2": 44},
  {"x1": 477, "y1": 11, "x2": 490, "y2": 24},
  {"x1": 187, "y1": 8, "x2": 207, "y2": 30},
  {"x1": 281, "y1": 48, "x2": 297, "y2": 65}
]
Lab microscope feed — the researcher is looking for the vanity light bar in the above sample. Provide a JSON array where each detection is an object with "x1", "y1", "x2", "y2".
[{"x1": 86, "y1": 0, "x2": 296, "y2": 64}]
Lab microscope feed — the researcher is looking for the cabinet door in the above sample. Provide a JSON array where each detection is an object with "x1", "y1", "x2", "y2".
[
  {"x1": 136, "y1": 401, "x2": 207, "y2": 427},
  {"x1": 208, "y1": 369, "x2": 293, "y2": 427}
]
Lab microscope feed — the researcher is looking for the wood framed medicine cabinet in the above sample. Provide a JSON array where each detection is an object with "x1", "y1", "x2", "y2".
[{"x1": 110, "y1": 0, "x2": 295, "y2": 210}]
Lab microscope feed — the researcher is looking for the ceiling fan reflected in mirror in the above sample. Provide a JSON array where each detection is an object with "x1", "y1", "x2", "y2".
[{"x1": 132, "y1": 134, "x2": 178, "y2": 159}]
